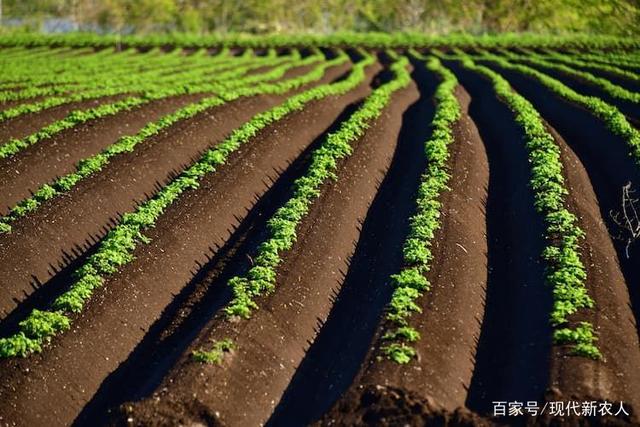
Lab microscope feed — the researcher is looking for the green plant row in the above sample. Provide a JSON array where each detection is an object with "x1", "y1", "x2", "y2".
[
  {"x1": 459, "y1": 55, "x2": 600, "y2": 359},
  {"x1": 223, "y1": 52, "x2": 408, "y2": 323},
  {"x1": 494, "y1": 49, "x2": 640, "y2": 103},
  {"x1": 0, "y1": 48, "x2": 263, "y2": 105},
  {"x1": 377, "y1": 54, "x2": 460, "y2": 364},
  {"x1": 0, "y1": 51, "x2": 303, "y2": 159},
  {"x1": 0, "y1": 49, "x2": 360, "y2": 359},
  {"x1": 0, "y1": 32, "x2": 637, "y2": 51},
  {"x1": 0, "y1": 51, "x2": 334, "y2": 234},
  {"x1": 572, "y1": 51, "x2": 640, "y2": 70},
  {"x1": 0, "y1": 49, "x2": 291, "y2": 123},
  {"x1": 19, "y1": 49, "x2": 232, "y2": 90},
  {"x1": 0, "y1": 46, "x2": 90, "y2": 66},
  {"x1": 0, "y1": 48, "x2": 139, "y2": 89},
  {"x1": 0, "y1": 46, "x2": 62, "y2": 61},
  {"x1": 0, "y1": 48, "x2": 217, "y2": 102},
  {"x1": 536, "y1": 49, "x2": 640, "y2": 84},
  {"x1": 0, "y1": 49, "x2": 250, "y2": 115},
  {"x1": 476, "y1": 52, "x2": 640, "y2": 165},
  {"x1": 0, "y1": 46, "x2": 190, "y2": 83},
  {"x1": 0, "y1": 47, "x2": 247, "y2": 94},
  {"x1": 0, "y1": 47, "x2": 168, "y2": 86},
  {"x1": 0, "y1": 48, "x2": 179, "y2": 89}
]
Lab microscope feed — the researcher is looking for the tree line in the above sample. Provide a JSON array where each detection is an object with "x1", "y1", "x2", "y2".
[{"x1": 1, "y1": 0, "x2": 638, "y2": 36}]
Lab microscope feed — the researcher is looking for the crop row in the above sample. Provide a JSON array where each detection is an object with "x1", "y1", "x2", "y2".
[
  {"x1": 459, "y1": 54, "x2": 600, "y2": 359},
  {"x1": 0, "y1": 47, "x2": 262, "y2": 92},
  {"x1": 0, "y1": 47, "x2": 185, "y2": 88},
  {"x1": 192, "y1": 51, "x2": 411, "y2": 364},
  {"x1": 0, "y1": 49, "x2": 336, "y2": 234},
  {"x1": 474, "y1": 51, "x2": 640, "y2": 165},
  {"x1": 0, "y1": 49, "x2": 364, "y2": 358},
  {"x1": 494, "y1": 49, "x2": 640, "y2": 103},
  {"x1": 373, "y1": 53, "x2": 460, "y2": 364},
  {"x1": 572, "y1": 50, "x2": 640, "y2": 69},
  {"x1": 0, "y1": 47, "x2": 177, "y2": 86},
  {"x1": 0, "y1": 48, "x2": 233, "y2": 103},
  {"x1": 535, "y1": 49, "x2": 640, "y2": 84},
  {"x1": 0, "y1": 48, "x2": 295, "y2": 123}
]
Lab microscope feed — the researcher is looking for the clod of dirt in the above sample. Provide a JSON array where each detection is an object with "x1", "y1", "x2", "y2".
[
  {"x1": 112, "y1": 398, "x2": 225, "y2": 427},
  {"x1": 317, "y1": 384, "x2": 493, "y2": 426}
]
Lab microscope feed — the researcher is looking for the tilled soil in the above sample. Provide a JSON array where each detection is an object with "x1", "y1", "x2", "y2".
[
  {"x1": 0, "y1": 60, "x2": 353, "y2": 321},
  {"x1": 1, "y1": 48, "x2": 640, "y2": 427},
  {"x1": 0, "y1": 60, "x2": 375, "y2": 427},
  {"x1": 0, "y1": 93, "x2": 207, "y2": 215},
  {"x1": 356, "y1": 84, "x2": 490, "y2": 409},
  {"x1": 115, "y1": 73, "x2": 420, "y2": 427}
]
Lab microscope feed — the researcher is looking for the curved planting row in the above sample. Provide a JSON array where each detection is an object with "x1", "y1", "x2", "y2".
[
  {"x1": 493, "y1": 49, "x2": 640, "y2": 103},
  {"x1": 0, "y1": 47, "x2": 164, "y2": 87},
  {"x1": 474, "y1": 51, "x2": 640, "y2": 164},
  {"x1": 0, "y1": 48, "x2": 292, "y2": 122},
  {"x1": 536, "y1": 49, "x2": 640, "y2": 84},
  {"x1": 0, "y1": 47, "x2": 172, "y2": 90},
  {"x1": 0, "y1": 47, "x2": 268, "y2": 99},
  {"x1": 0, "y1": 47, "x2": 183, "y2": 86},
  {"x1": 374, "y1": 53, "x2": 460, "y2": 364},
  {"x1": 573, "y1": 50, "x2": 640, "y2": 69},
  {"x1": 0, "y1": 48, "x2": 225, "y2": 103},
  {"x1": 0, "y1": 50, "x2": 364, "y2": 358},
  {"x1": 2, "y1": 44, "x2": 640, "y2": 425},
  {"x1": 460, "y1": 55, "x2": 599, "y2": 358}
]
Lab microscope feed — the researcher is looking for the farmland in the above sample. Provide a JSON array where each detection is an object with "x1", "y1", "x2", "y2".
[{"x1": 0, "y1": 33, "x2": 640, "y2": 426}]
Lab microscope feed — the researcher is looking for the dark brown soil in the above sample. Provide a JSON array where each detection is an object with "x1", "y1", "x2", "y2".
[
  {"x1": 545, "y1": 123, "x2": 640, "y2": 409},
  {"x1": 0, "y1": 59, "x2": 319, "y2": 216},
  {"x1": 449, "y1": 61, "x2": 552, "y2": 412},
  {"x1": 316, "y1": 72, "x2": 640, "y2": 427},
  {"x1": 0, "y1": 60, "x2": 355, "y2": 322},
  {"x1": 267, "y1": 58, "x2": 440, "y2": 426},
  {"x1": 0, "y1": 94, "x2": 130, "y2": 144},
  {"x1": 356, "y1": 85, "x2": 490, "y2": 410},
  {"x1": 0, "y1": 94, "x2": 207, "y2": 215},
  {"x1": 318, "y1": 385, "x2": 495, "y2": 427},
  {"x1": 500, "y1": 60, "x2": 640, "y2": 124},
  {"x1": 490, "y1": 61, "x2": 640, "y2": 355},
  {"x1": 318, "y1": 385, "x2": 639, "y2": 427},
  {"x1": 111, "y1": 74, "x2": 419, "y2": 427},
  {"x1": 0, "y1": 61, "x2": 376, "y2": 427},
  {"x1": 0, "y1": 94, "x2": 269, "y2": 320},
  {"x1": 2, "y1": 49, "x2": 640, "y2": 427}
]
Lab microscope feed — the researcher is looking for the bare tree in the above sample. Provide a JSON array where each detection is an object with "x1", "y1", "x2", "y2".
[{"x1": 611, "y1": 182, "x2": 640, "y2": 258}]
